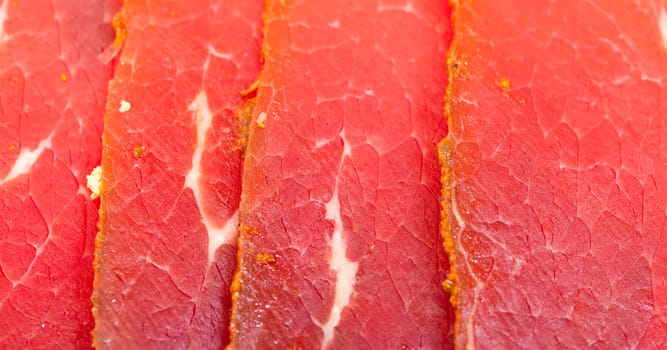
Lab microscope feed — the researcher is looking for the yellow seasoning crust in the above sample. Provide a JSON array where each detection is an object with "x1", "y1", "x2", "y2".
[
  {"x1": 239, "y1": 223, "x2": 259, "y2": 236},
  {"x1": 60, "y1": 73, "x2": 68, "y2": 82},
  {"x1": 230, "y1": 271, "x2": 242, "y2": 302},
  {"x1": 437, "y1": 140, "x2": 458, "y2": 305},
  {"x1": 442, "y1": 3, "x2": 464, "y2": 342},
  {"x1": 256, "y1": 253, "x2": 276, "y2": 265},
  {"x1": 92, "y1": 4, "x2": 125, "y2": 349},
  {"x1": 132, "y1": 145, "x2": 146, "y2": 159},
  {"x1": 229, "y1": 226, "x2": 253, "y2": 304},
  {"x1": 499, "y1": 77, "x2": 511, "y2": 96},
  {"x1": 236, "y1": 98, "x2": 255, "y2": 153},
  {"x1": 499, "y1": 77, "x2": 510, "y2": 89},
  {"x1": 240, "y1": 79, "x2": 260, "y2": 97},
  {"x1": 111, "y1": 11, "x2": 127, "y2": 48},
  {"x1": 441, "y1": 276, "x2": 455, "y2": 294},
  {"x1": 228, "y1": 3, "x2": 273, "y2": 348}
]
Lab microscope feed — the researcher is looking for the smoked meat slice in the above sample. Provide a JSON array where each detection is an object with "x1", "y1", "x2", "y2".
[
  {"x1": 230, "y1": 0, "x2": 454, "y2": 348},
  {"x1": 92, "y1": 1, "x2": 263, "y2": 348},
  {"x1": 441, "y1": 1, "x2": 667, "y2": 348},
  {"x1": 0, "y1": 0, "x2": 119, "y2": 347}
]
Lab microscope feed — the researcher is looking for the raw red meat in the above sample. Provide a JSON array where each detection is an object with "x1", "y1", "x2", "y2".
[
  {"x1": 230, "y1": 0, "x2": 453, "y2": 348},
  {"x1": 92, "y1": 0, "x2": 262, "y2": 348},
  {"x1": 441, "y1": 0, "x2": 667, "y2": 348},
  {"x1": 0, "y1": 0, "x2": 118, "y2": 347}
]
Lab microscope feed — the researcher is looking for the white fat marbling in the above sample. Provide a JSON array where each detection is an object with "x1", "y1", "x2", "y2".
[
  {"x1": 186, "y1": 91, "x2": 238, "y2": 265},
  {"x1": 1, "y1": 130, "x2": 54, "y2": 185},
  {"x1": 318, "y1": 131, "x2": 358, "y2": 349}
]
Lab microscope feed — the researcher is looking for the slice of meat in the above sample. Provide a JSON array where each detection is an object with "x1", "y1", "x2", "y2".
[
  {"x1": 230, "y1": 1, "x2": 453, "y2": 348},
  {"x1": 442, "y1": 1, "x2": 667, "y2": 348},
  {"x1": 92, "y1": 1, "x2": 263, "y2": 348},
  {"x1": 0, "y1": 0, "x2": 119, "y2": 348}
]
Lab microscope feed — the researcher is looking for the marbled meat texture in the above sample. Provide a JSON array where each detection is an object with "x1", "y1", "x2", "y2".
[
  {"x1": 0, "y1": 0, "x2": 119, "y2": 348},
  {"x1": 441, "y1": 0, "x2": 667, "y2": 349},
  {"x1": 230, "y1": 0, "x2": 453, "y2": 348},
  {"x1": 92, "y1": 0, "x2": 262, "y2": 348}
]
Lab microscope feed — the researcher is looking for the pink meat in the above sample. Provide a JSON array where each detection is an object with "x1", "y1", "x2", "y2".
[
  {"x1": 91, "y1": 0, "x2": 263, "y2": 348},
  {"x1": 442, "y1": 0, "x2": 667, "y2": 348},
  {"x1": 0, "y1": 0, "x2": 119, "y2": 348},
  {"x1": 230, "y1": 0, "x2": 454, "y2": 348}
]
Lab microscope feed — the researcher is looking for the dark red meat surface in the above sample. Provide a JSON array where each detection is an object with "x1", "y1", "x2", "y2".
[
  {"x1": 92, "y1": 0, "x2": 263, "y2": 348},
  {"x1": 0, "y1": 0, "x2": 119, "y2": 348},
  {"x1": 230, "y1": 0, "x2": 454, "y2": 348},
  {"x1": 441, "y1": 1, "x2": 667, "y2": 348}
]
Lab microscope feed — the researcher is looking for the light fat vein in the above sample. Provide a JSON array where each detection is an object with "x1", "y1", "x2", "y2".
[
  {"x1": 317, "y1": 131, "x2": 358, "y2": 349},
  {"x1": 186, "y1": 91, "x2": 238, "y2": 266}
]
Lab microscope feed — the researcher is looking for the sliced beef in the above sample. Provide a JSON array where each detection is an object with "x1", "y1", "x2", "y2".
[
  {"x1": 230, "y1": 0, "x2": 454, "y2": 348},
  {"x1": 442, "y1": 1, "x2": 667, "y2": 348},
  {"x1": 0, "y1": 0, "x2": 119, "y2": 348},
  {"x1": 92, "y1": 0, "x2": 263, "y2": 348}
]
